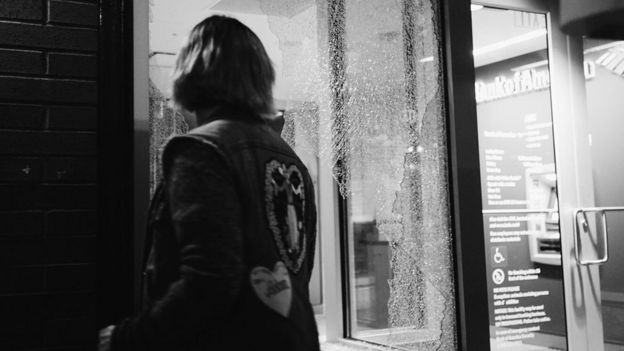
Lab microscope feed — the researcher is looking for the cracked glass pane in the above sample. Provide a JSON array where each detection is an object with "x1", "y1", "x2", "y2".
[
  {"x1": 337, "y1": 0, "x2": 457, "y2": 349},
  {"x1": 148, "y1": 78, "x2": 189, "y2": 194},
  {"x1": 148, "y1": 0, "x2": 188, "y2": 194}
]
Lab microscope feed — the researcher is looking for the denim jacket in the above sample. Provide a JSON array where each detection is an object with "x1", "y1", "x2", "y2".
[{"x1": 111, "y1": 106, "x2": 320, "y2": 351}]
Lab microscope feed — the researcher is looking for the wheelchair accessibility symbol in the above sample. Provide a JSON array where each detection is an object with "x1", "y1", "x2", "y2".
[
  {"x1": 494, "y1": 248, "x2": 505, "y2": 263},
  {"x1": 491, "y1": 246, "x2": 508, "y2": 268}
]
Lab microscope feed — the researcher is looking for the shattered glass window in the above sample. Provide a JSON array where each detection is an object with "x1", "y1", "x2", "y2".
[
  {"x1": 148, "y1": 0, "x2": 189, "y2": 194},
  {"x1": 336, "y1": 0, "x2": 457, "y2": 349},
  {"x1": 147, "y1": 77, "x2": 188, "y2": 194}
]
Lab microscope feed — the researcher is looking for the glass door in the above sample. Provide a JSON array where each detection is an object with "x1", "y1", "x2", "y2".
[
  {"x1": 468, "y1": 1, "x2": 624, "y2": 350},
  {"x1": 471, "y1": 3, "x2": 567, "y2": 350},
  {"x1": 576, "y1": 38, "x2": 624, "y2": 351}
]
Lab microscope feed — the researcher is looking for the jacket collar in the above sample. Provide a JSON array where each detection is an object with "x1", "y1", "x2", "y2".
[{"x1": 195, "y1": 104, "x2": 262, "y2": 126}]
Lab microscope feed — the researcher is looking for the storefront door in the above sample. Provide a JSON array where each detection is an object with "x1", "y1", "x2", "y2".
[{"x1": 465, "y1": 0, "x2": 624, "y2": 350}]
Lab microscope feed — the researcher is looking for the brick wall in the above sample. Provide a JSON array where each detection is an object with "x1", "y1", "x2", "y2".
[{"x1": 0, "y1": 0, "x2": 100, "y2": 350}]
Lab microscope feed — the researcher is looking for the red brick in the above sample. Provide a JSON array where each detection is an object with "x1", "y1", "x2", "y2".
[
  {"x1": 0, "y1": 0, "x2": 43, "y2": 21},
  {"x1": 0, "y1": 265, "x2": 44, "y2": 293},
  {"x1": 44, "y1": 346, "x2": 93, "y2": 351},
  {"x1": 0, "y1": 210, "x2": 43, "y2": 237},
  {"x1": 0, "y1": 318, "x2": 45, "y2": 349},
  {"x1": 0, "y1": 104, "x2": 45, "y2": 129},
  {"x1": 48, "y1": 106, "x2": 97, "y2": 130},
  {"x1": 0, "y1": 157, "x2": 43, "y2": 182},
  {"x1": 0, "y1": 131, "x2": 96, "y2": 156},
  {"x1": 45, "y1": 264, "x2": 95, "y2": 291},
  {"x1": 49, "y1": 0, "x2": 99, "y2": 27},
  {"x1": 0, "y1": 239, "x2": 46, "y2": 265},
  {"x1": 45, "y1": 292, "x2": 95, "y2": 319},
  {"x1": 0, "y1": 184, "x2": 97, "y2": 210},
  {"x1": 0, "y1": 48, "x2": 44, "y2": 74},
  {"x1": 0, "y1": 295, "x2": 46, "y2": 348},
  {"x1": 46, "y1": 237, "x2": 95, "y2": 264},
  {"x1": 0, "y1": 76, "x2": 96, "y2": 104},
  {"x1": 0, "y1": 294, "x2": 46, "y2": 322},
  {"x1": 48, "y1": 53, "x2": 97, "y2": 78},
  {"x1": 44, "y1": 317, "x2": 95, "y2": 345},
  {"x1": 46, "y1": 210, "x2": 95, "y2": 236},
  {"x1": 0, "y1": 0, "x2": 102, "y2": 349},
  {"x1": 44, "y1": 157, "x2": 96, "y2": 183},
  {"x1": 0, "y1": 22, "x2": 97, "y2": 52}
]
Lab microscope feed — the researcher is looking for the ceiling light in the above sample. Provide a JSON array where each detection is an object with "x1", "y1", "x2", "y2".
[{"x1": 471, "y1": 4, "x2": 484, "y2": 11}]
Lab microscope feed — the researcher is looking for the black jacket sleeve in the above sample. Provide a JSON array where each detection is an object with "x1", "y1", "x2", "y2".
[{"x1": 111, "y1": 140, "x2": 244, "y2": 350}]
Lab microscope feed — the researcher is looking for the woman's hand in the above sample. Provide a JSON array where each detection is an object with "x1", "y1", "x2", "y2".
[{"x1": 98, "y1": 325, "x2": 115, "y2": 351}]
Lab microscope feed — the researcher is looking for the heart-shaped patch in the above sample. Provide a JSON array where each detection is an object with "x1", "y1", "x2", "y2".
[
  {"x1": 265, "y1": 160, "x2": 307, "y2": 273},
  {"x1": 250, "y1": 261, "x2": 292, "y2": 317}
]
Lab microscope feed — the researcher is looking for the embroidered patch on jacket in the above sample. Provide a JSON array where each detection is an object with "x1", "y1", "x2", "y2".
[
  {"x1": 250, "y1": 261, "x2": 292, "y2": 317},
  {"x1": 265, "y1": 160, "x2": 306, "y2": 273}
]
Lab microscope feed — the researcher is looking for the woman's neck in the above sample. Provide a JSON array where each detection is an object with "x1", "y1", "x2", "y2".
[
  {"x1": 195, "y1": 105, "x2": 223, "y2": 126},
  {"x1": 194, "y1": 104, "x2": 266, "y2": 128}
]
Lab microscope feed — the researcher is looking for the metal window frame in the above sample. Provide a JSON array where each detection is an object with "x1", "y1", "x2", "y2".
[
  {"x1": 440, "y1": 0, "x2": 490, "y2": 349},
  {"x1": 98, "y1": 0, "x2": 136, "y2": 328},
  {"x1": 132, "y1": 0, "x2": 151, "y2": 313}
]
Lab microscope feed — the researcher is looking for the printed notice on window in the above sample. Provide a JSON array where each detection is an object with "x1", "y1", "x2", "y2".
[{"x1": 476, "y1": 69, "x2": 568, "y2": 350}]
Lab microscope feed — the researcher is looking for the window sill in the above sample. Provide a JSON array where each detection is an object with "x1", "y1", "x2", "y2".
[{"x1": 321, "y1": 339, "x2": 392, "y2": 351}]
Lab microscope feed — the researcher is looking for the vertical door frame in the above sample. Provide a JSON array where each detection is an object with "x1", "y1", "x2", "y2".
[
  {"x1": 318, "y1": 0, "x2": 347, "y2": 342},
  {"x1": 97, "y1": 0, "x2": 136, "y2": 327},
  {"x1": 547, "y1": 2, "x2": 604, "y2": 350},
  {"x1": 441, "y1": 0, "x2": 490, "y2": 349},
  {"x1": 132, "y1": 0, "x2": 151, "y2": 312}
]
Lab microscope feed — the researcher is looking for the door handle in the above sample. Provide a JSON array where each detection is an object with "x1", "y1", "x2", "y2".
[{"x1": 573, "y1": 207, "x2": 624, "y2": 265}]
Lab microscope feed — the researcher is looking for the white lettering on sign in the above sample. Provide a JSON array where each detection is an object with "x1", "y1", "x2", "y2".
[
  {"x1": 475, "y1": 69, "x2": 550, "y2": 103},
  {"x1": 476, "y1": 61, "x2": 596, "y2": 104}
]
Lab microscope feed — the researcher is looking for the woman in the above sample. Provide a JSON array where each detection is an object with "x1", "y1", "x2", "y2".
[{"x1": 100, "y1": 15, "x2": 320, "y2": 351}]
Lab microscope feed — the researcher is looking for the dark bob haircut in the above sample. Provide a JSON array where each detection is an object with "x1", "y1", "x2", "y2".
[{"x1": 172, "y1": 15, "x2": 275, "y2": 117}]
